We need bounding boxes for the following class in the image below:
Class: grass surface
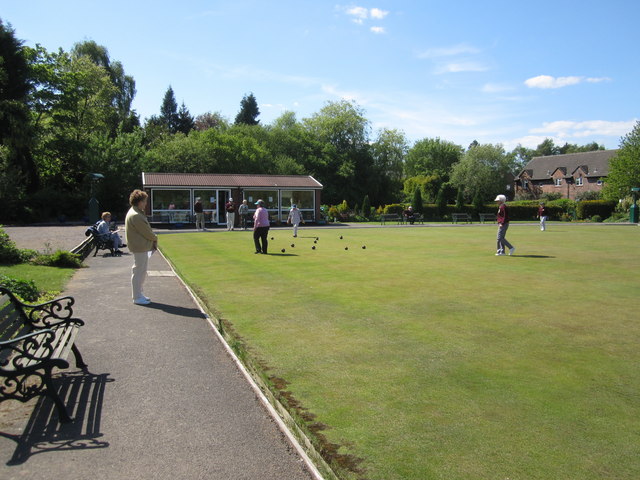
[160,224,640,480]
[0,263,77,294]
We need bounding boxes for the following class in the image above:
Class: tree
[405,137,463,179]
[450,143,517,202]
[412,188,423,214]
[194,111,228,131]
[0,19,38,193]
[71,40,137,134]
[234,92,260,125]
[435,186,447,218]
[32,50,117,193]
[160,86,178,133]
[176,102,195,135]
[403,174,441,203]
[361,194,371,217]
[302,100,373,204]
[602,121,640,201]
[456,188,464,210]
[372,128,407,183]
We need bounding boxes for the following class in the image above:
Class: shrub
[33,250,83,269]
[0,226,24,265]
[383,204,405,216]
[590,215,603,223]
[576,190,602,201]
[604,212,629,223]
[541,192,562,201]
[0,275,40,302]
[576,200,617,220]
[412,189,423,214]
[361,195,371,218]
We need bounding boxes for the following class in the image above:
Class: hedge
[380,200,614,222]
[576,200,616,220]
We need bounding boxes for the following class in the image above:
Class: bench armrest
[24,296,84,328]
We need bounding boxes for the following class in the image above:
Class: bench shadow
[0,370,113,466]
[144,302,206,318]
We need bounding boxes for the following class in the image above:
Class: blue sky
[3,0,639,150]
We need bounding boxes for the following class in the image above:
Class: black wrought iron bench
[479,213,497,223]
[381,214,402,225]
[0,287,87,423]
[451,213,472,224]
[84,226,119,256]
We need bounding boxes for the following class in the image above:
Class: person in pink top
[253,199,270,254]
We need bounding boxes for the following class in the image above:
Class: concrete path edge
[158,249,339,480]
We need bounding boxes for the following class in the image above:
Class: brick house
[514,150,618,200]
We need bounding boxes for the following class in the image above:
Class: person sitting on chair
[97,212,125,253]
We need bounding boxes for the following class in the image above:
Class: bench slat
[0,310,29,340]
[11,325,79,370]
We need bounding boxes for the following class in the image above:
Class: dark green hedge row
[576,201,616,220]
[381,200,616,221]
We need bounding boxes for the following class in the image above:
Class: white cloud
[530,119,636,138]
[586,77,612,84]
[370,26,386,34]
[370,8,389,19]
[435,61,489,74]
[417,43,481,59]
[524,75,612,89]
[341,6,389,26]
[346,6,369,19]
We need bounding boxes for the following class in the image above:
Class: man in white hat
[495,194,515,256]
[287,204,305,237]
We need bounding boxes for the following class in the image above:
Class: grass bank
[160,224,640,480]
[0,263,77,294]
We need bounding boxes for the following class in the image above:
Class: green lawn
[0,263,77,294]
[160,224,640,480]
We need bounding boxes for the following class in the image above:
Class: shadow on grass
[267,253,298,257]
[513,255,555,258]
[0,371,112,466]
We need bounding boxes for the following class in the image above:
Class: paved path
[0,226,315,479]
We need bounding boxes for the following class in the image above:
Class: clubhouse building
[141,172,323,227]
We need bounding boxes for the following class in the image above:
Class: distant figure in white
[537,202,549,231]
[287,204,305,237]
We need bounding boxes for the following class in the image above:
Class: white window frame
[576,176,583,186]
[555,178,562,187]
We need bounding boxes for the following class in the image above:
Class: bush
[361,195,371,218]
[604,212,629,223]
[576,200,616,220]
[33,250,83,269]
[576,190,602,201]
[383,204,405,216]
[0,275,40,302]
[590,215,603,223]
[541,192,563,201]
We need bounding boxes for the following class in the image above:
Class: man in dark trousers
[194,197,205,231]
[495,194,515,256]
